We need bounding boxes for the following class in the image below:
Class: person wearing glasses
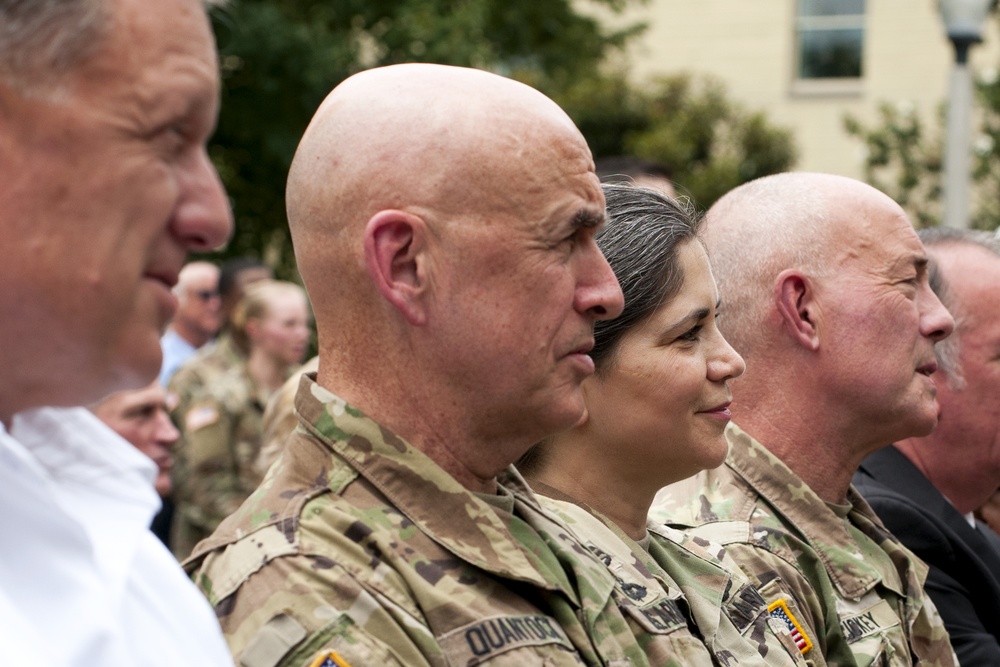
[159,261,222,386]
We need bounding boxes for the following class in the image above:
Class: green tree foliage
[843,103,944,228]
[844,66,1000,231]
[558,73,798,211]
[206,0,640,275]
[206,1,797,272]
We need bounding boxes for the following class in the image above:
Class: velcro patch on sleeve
[438,614,574,665]
[239,612,307,667]
[768,598,813,654]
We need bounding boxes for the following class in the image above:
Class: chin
[696,434,730,470]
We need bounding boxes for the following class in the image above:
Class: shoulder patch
[768,598,813,655]
[186,404,220,431]
[308,651,353,667]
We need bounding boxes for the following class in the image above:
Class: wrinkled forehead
[427,99,599,222]
[830,193,924,271]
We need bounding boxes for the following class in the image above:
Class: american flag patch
[308,651,353,667]
[768,598,813,654]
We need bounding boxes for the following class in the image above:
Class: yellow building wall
[590,0,1000,179]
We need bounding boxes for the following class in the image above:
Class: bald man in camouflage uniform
[188,64,724,666]
[651,173,958,667]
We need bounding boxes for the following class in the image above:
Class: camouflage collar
[295,375,563,590]
[725,424,886,599]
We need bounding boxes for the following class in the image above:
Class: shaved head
[285,64,623,487]
[287,64,588,302]
[703,172,902,356]
[703,172,953,499]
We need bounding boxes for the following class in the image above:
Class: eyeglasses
[194,289,220,302]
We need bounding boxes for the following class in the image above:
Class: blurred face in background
[248,291,312,367]
[93,381,179,497]
[174,262,222,340]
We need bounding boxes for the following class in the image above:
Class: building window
[796,0,866,79]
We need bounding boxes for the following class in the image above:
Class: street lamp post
[939,0,995,228]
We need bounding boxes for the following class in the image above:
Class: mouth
[153,453,173,472]
[144,267,180,290]
[564,339,596,374]
[916,361,938,377]
[698,400,733,417]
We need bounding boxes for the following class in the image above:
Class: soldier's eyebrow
[570,207,607,231]
[887,252,928,276]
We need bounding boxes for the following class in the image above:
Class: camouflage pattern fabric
[169,332,245,420]
[650,424,957,667]
[171,360,268,559]
[168,333,246,556]
[255,355,319,478]
[537,490,811,667]
[187,375,714,666]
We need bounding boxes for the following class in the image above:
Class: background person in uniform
[519,184,811,666]
[91,381,181,546]
[168,256,273,425]
[171,279,310,558]
[159,261,222,386]
[853,227,1000,665]
[186,64,718,667]
[650,173,958,667]
[255,354,318,477]
[0,0,234,663]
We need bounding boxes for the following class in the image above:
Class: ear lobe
[774,269,820,351]
[363,210,428,326]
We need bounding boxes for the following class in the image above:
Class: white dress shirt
[0,407,232,666]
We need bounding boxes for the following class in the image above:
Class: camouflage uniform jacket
[649,424,957,667]
[535,484,811,667]
[255,356,319,478]
[187,375,713,667]
[172,359,269,559]
[169,332,246,419]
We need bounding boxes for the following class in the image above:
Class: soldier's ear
[774,269,820,351]
[363,209,429,326]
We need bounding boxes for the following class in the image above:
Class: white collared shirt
[0,407,231,666]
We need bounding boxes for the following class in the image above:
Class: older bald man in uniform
[185,64,757,667]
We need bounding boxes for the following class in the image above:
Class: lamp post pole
[940,0,995,229]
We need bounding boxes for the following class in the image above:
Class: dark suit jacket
[854,445,1000,666]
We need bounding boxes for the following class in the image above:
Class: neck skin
[316,349,518,495]
[246,347,291,398]
[894,438,986,514]
[744,419,862,505]
[527,430,656,541]
[168,318,213,349]
[729,365,869,505]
